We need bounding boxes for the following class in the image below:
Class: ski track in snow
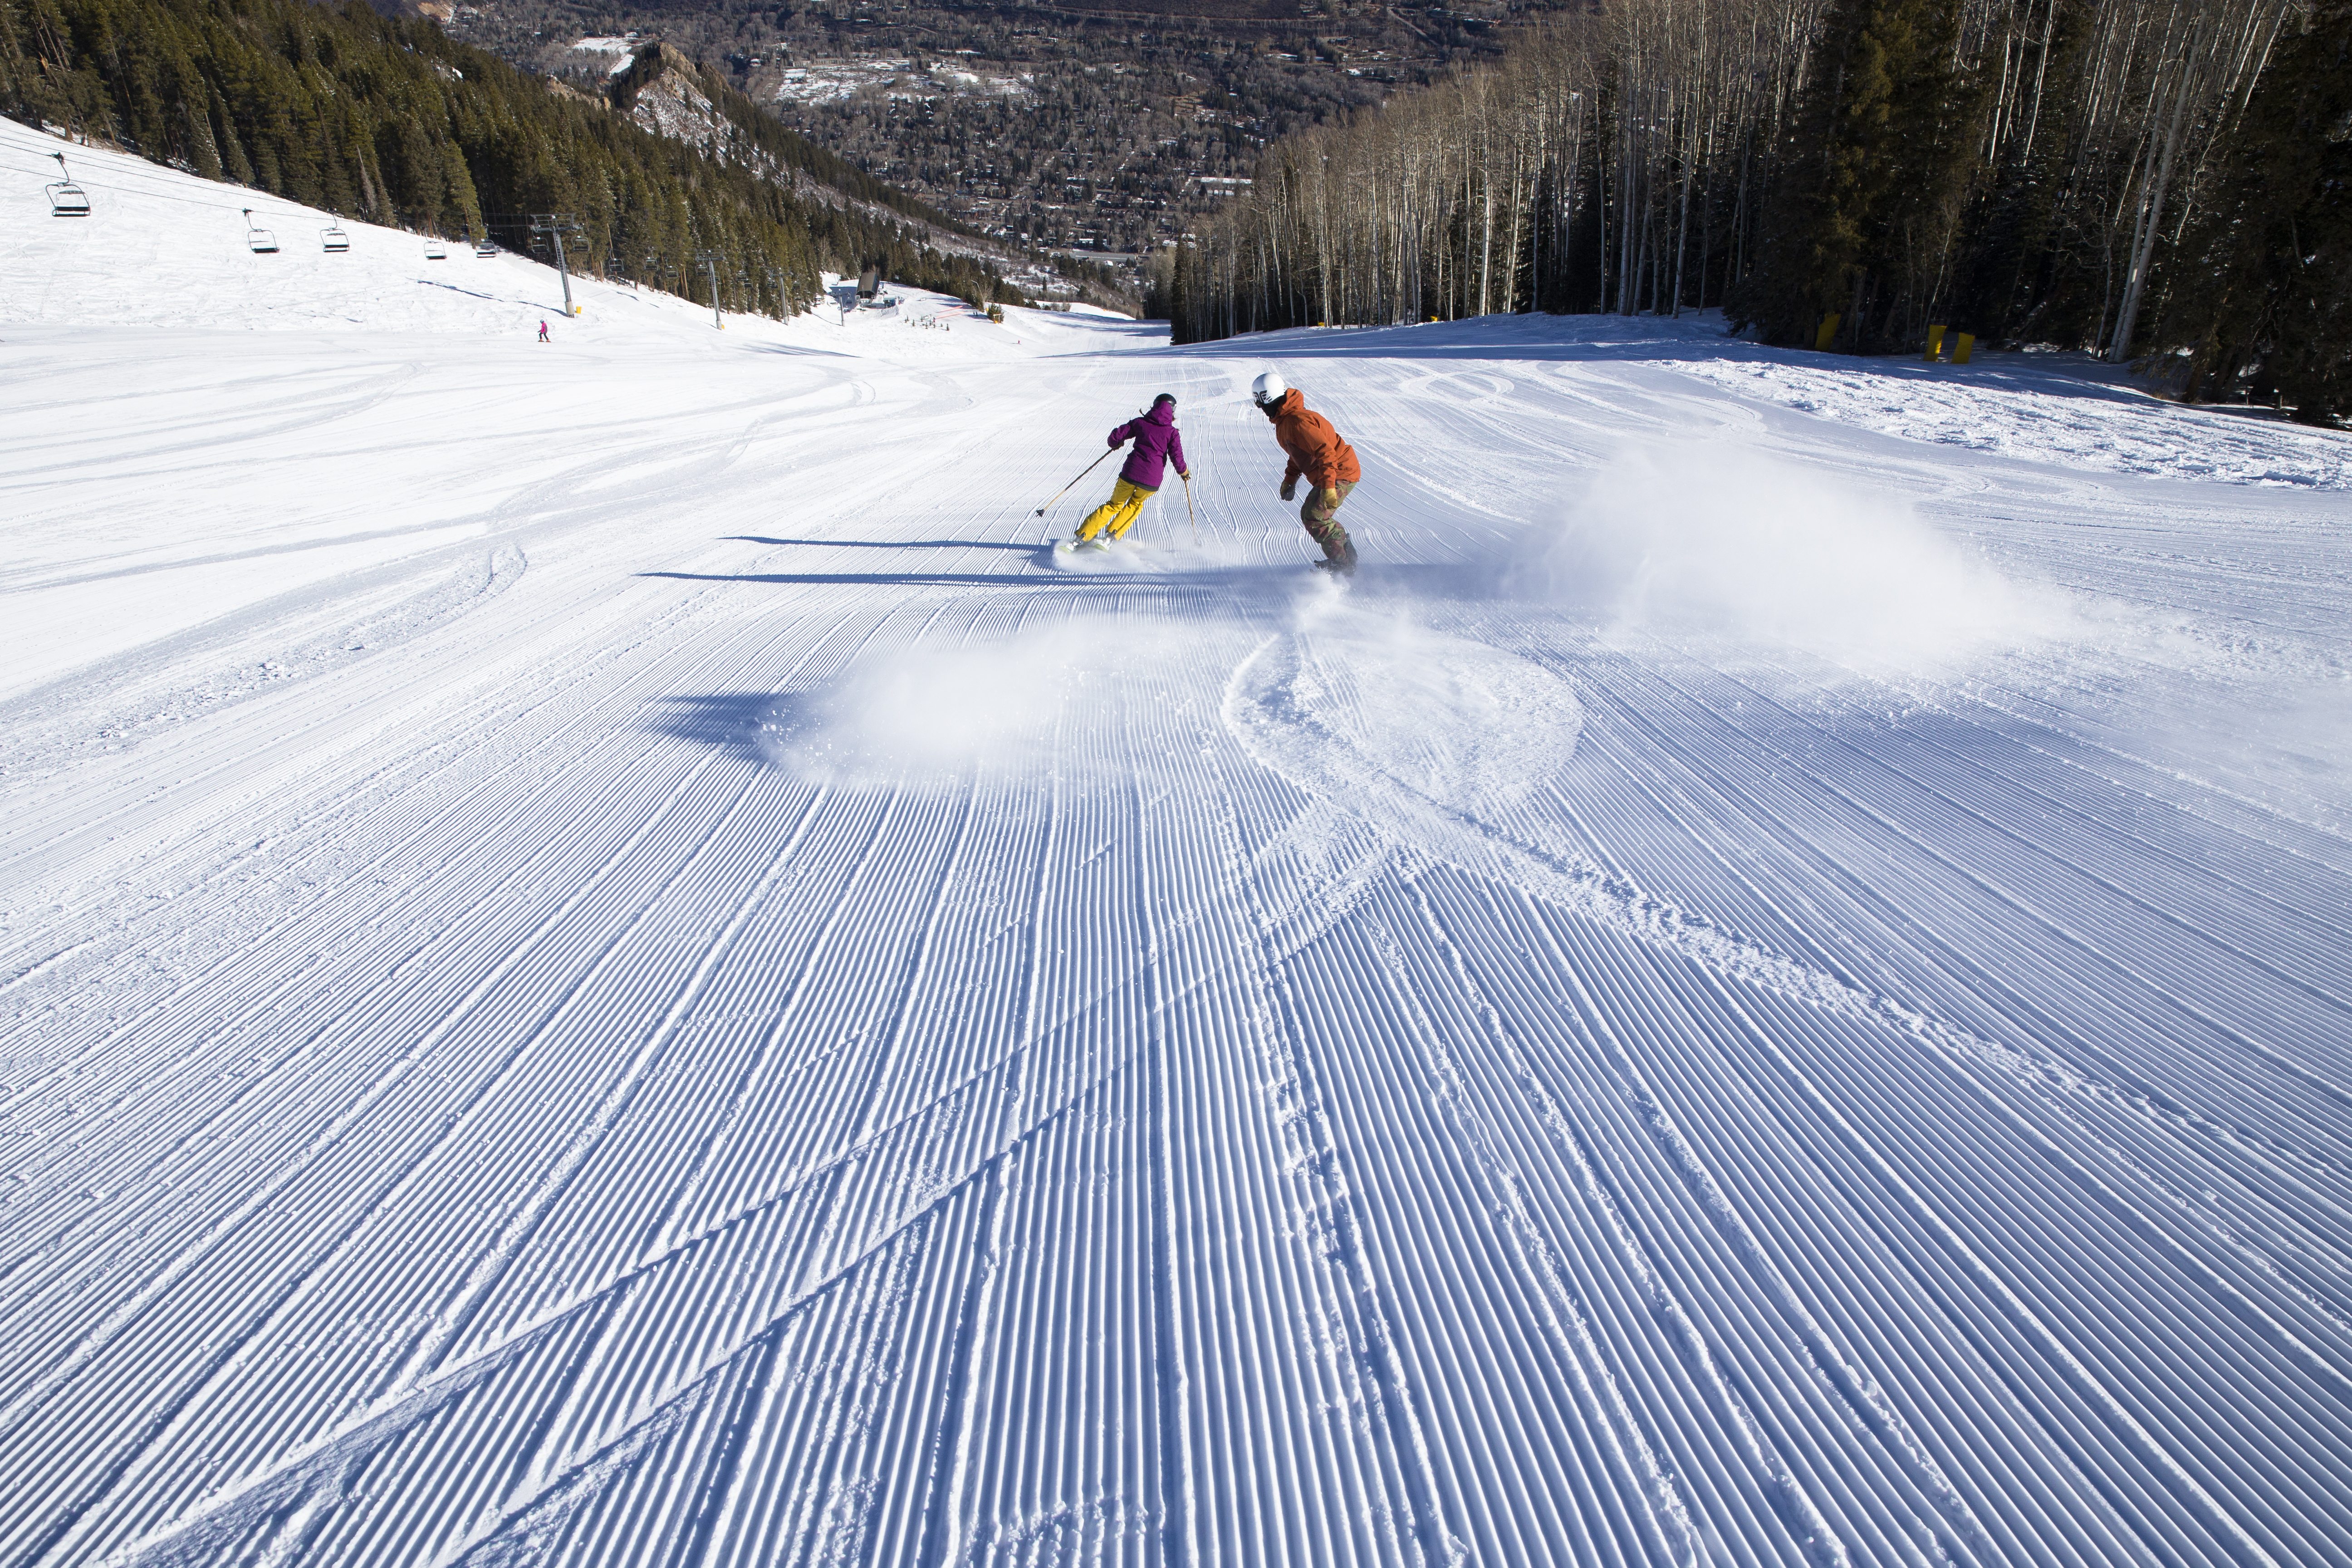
[5,127,2352,1568]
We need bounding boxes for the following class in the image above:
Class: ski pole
[1034,448,1116,518]
[1182,473,1198,546]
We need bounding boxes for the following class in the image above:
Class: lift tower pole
[695,250,725,330]
[529,214,585,316]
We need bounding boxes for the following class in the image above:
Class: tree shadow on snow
[1154,314,2180,408]
[417,280,521,306]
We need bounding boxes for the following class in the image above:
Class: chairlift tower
[529,214,586,316]
[694,250,726,330]
[763,268,804,322]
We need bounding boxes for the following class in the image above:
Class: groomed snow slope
[5,121,2352,1568]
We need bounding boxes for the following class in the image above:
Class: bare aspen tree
[1164,0,2304,360]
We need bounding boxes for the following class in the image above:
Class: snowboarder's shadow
[647,691,802,764]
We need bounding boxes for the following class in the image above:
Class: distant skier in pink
[536,320,550,343]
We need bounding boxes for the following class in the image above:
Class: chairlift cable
[0,158,315,223]
[9,141,597,260]
[0,155,283,213]
[3,153,472,242]
[7,137,566,247]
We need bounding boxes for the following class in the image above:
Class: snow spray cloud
[1517,441,2074,669]
[759,622,1108,789]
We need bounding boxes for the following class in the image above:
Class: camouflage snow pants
[1299,479,1357,559]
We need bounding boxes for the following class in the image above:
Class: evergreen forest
[1160,0,2350,424]
[1,0,1034,317]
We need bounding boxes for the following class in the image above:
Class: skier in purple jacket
[1069,394,1190,548]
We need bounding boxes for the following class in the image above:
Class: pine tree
[1734,0,1977,350]
[1945,0,2096,348]
[2162,0,2352,425]
[1169,241,1198,344]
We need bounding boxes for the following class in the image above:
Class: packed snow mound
[1673,353,2352,490]
[1521,440,2077,669]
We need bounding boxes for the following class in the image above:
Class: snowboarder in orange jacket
[1252,370,1359,574]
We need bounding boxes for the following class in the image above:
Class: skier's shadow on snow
[647,562,1512,597]
[642,569,1140,589]
[725,536,1038,552]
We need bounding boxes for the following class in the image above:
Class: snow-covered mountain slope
[0,117,1102,354]
[5,122,2352,1568]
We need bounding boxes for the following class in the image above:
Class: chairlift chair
[424,237,448,261]
[321,222,351,253]
[243,209,279,254]
[45,152,90,218]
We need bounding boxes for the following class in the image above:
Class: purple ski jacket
[1109,403,1188,490]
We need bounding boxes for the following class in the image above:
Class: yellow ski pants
[1077,478,1156,541]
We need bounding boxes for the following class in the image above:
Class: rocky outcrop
[608,44,711,128]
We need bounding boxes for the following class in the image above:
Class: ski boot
[1312,537,1359,578]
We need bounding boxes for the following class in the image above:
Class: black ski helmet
[1152,392,1176,409]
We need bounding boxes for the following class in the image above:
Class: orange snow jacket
[1268,389,1361,491]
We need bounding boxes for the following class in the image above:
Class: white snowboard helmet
[1250,369,1286,408]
